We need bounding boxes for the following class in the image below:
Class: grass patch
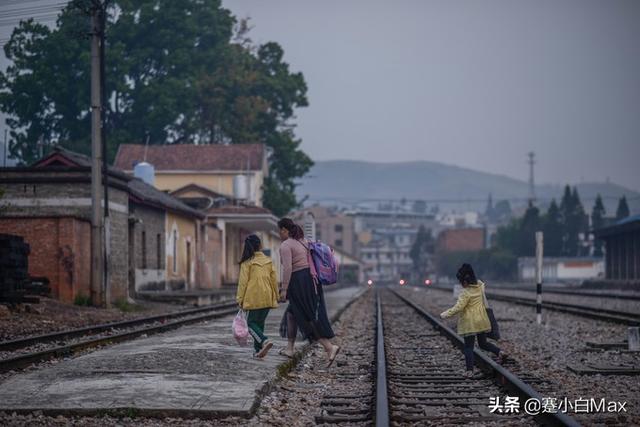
[114,298,142,313]
[73,293,91,306]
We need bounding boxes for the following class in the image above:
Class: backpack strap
[296,239,319,293]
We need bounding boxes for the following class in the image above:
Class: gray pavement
[0,286,365,418]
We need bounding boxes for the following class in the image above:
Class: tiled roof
[32,146,130,179]
[114,144,265,172]
[206,204,273,215]
[128,178,204,219]
[169,183,231,200]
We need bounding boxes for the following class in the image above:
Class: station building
[594,214,640,287]
[0,147,216,304]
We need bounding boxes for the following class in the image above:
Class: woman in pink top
[277,218,341,367]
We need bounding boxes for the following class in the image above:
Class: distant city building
[436,228,485,253]
[291,205,356,254]
[344,210,436,281]
[437,211,479,228]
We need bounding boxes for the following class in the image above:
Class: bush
[73,293,91,306]
[114,298,141,313]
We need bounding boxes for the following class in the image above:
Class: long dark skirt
[279,268,334,342]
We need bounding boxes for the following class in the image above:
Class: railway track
[430,285,640,325]
[488,286,640,301]
[309,288,580,425]
[0,300,238,373]
[375,289,580,426]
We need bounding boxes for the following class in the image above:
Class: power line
[0,4,67,19]
[0,15,61,28]
[0,0,58,7]
[305,195,640,204]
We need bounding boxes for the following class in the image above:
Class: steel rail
[0,304,238,373]
[0,300,237,352]
[430,284,640,301]
[485,294,640,325]
[391,289,581,427]
[429,285,639,325]
[375,291,389,427]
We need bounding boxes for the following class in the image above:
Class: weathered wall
[0,217,91,303]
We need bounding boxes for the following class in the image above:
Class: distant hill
[296,160,639,214]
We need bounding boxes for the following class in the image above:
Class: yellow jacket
[440,281,491,336]
[236,252,279,310]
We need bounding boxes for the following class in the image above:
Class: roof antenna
[143,132,150,162]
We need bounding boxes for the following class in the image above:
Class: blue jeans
[463,333,500,371]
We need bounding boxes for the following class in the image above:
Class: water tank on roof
[134,161,155,186]
[233,174,249,200]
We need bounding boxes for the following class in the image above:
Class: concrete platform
[136,288,236,306]
[0,286,365,418]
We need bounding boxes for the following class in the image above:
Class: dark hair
[456,263,477,285]
[277,217,304,240]
[239,234,261,264]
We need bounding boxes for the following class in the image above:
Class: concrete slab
[0,286,365,418]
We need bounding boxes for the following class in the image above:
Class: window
[141,231,147,269]
[156,234,162,269]
[334,224,343,233]
[172,230,177,273]
[335,239,343,247]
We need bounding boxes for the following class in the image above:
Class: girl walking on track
[277,218,341,367]
[440,263,507,377]
[236,234,279,359]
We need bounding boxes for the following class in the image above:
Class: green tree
[559,185,586,257]
[615,196,630,221]
[518,202,541,256]
[0,0,311,216]
[493,199,512,223]
[494,218,520,255]
[571,187,589,256]
[591,194,606,257]
[543,199,563,257]
[409,225,434,277]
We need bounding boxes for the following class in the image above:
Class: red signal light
[425,279,432,285]
[399,279,406,286]
[367,279,373,286]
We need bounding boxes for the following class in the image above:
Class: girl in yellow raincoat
[237,234,279,358]
[441,263,507,377]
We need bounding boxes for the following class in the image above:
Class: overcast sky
[2,1,639,191]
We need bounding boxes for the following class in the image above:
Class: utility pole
[99,1,110,305]
[90,1,105,307]
[3,129,6,167]
[527,152,536,204]
[535,231,543,325]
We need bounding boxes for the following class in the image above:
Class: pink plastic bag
[232,310,249,346]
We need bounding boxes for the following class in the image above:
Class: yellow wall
[166,212,198,287]
[223,227,281,285]
[258,231,281,283]
[155,172,264,207]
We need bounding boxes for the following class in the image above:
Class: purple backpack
[309,241,339,285]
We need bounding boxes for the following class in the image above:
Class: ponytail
[239,234,261,264]
[277,218,305,240]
